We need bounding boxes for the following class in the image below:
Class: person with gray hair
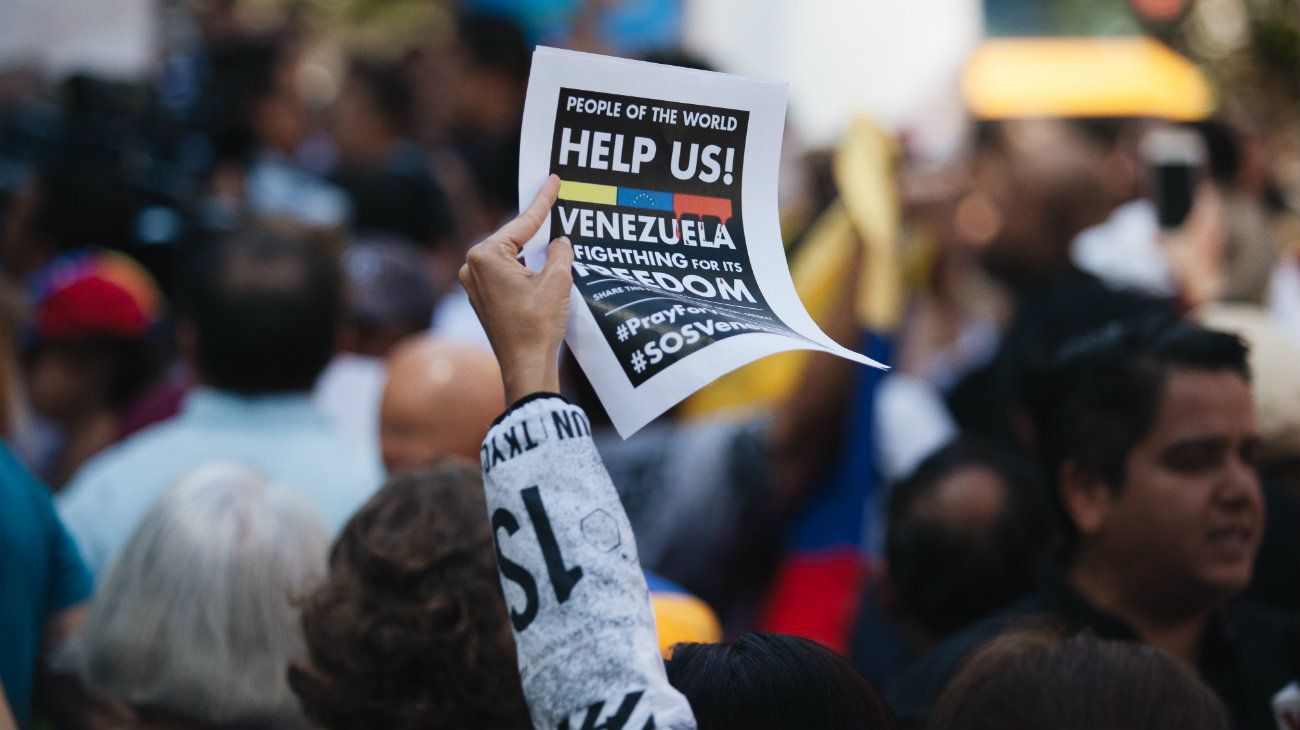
[57,463,330,730]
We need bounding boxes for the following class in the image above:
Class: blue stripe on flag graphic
[617,187,674,211]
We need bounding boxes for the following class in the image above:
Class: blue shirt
[0,441,92,724]
[58,388,383,577]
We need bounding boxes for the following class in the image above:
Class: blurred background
[3,0,1300,714]
[4,0,1298,487]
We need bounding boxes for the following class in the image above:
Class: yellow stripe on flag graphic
[558,180,618,206]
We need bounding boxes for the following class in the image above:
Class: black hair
[334,170,455,248]
[206,38,289,164]
[947,272,1173,450]
[927,627,1230,730]
[885,439,1052,638]
[456,12,531,84]
[27,75,156,257]
[177,229,341,394]
[666,633,899,730]
[1034,315,1250,552]
[30,159,140,256]
[347,61,417,136]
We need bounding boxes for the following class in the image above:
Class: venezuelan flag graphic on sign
[617,187,674,212]
[674,193,732,221]
[558,180,618,206]
[559,180,733,221]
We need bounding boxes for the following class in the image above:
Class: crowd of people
[1,2,1300,729]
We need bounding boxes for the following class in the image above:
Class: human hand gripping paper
[516,47,886,437]
[460,174,573,404]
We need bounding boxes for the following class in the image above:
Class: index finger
[496,174,562,255]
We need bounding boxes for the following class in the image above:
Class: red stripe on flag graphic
[673,193,733,221]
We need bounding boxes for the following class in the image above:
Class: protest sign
[520,47,886,437]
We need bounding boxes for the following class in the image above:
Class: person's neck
[1067,557,1211,664]
[55,407,119,488]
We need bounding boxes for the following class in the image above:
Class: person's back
[58,230,382,575]
[0,441,91,725]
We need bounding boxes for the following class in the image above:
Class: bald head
[884,440,1051,642]
[380,336,505,472]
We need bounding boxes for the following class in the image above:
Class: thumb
[539,236,575,288]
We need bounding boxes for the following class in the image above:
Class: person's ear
[1059,461,1114,537]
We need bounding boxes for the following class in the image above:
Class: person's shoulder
[295,422,381,470]
[0,441,61,535]
[58,416,218,575]
[98,417,192,464]
[60,418,192,501]
[272,424,383,502]
[0,441,44,497]
[886,598,1048,729]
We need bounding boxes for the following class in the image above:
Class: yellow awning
[963,37,1214,121]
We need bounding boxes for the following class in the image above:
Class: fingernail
[557,236,571,245]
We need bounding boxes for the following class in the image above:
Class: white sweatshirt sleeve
[480,394,698,730]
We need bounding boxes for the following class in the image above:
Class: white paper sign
[519,47,886,437]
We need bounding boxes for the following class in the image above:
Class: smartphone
[1141,126,1207,230]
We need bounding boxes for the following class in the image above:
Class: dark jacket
[886,572,1300,730]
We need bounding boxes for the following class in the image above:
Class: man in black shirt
[888,317,1300,730]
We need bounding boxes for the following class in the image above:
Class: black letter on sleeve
[559,691,649,730]
[492,507,540,631]
[521,486,585,604]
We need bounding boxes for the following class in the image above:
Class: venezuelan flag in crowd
[634,117,899,654]
[558,180,734,221]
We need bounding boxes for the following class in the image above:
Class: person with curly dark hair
[289,458,531,730]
